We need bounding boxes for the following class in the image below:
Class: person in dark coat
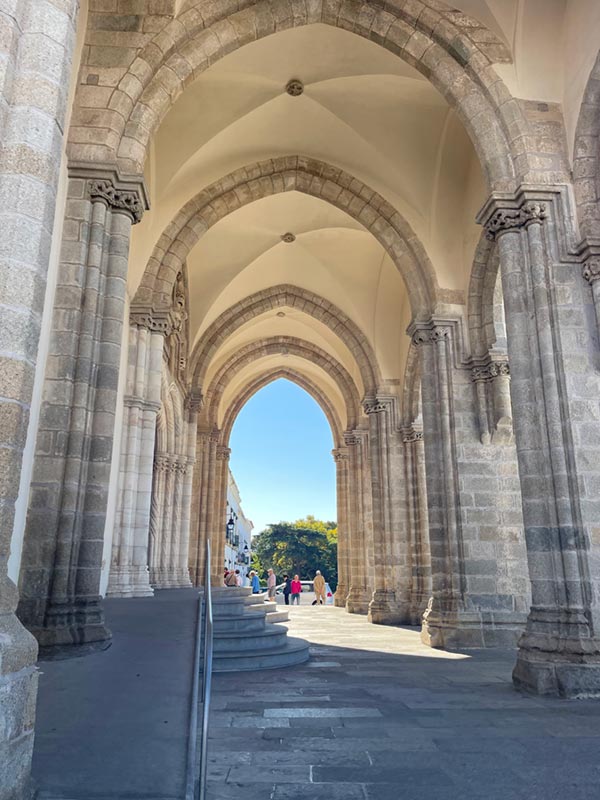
[282,574,292,605]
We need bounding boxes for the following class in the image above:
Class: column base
[513,607,600,697]
[31,597,111,652]
[151,569,193,589]
[421,597,526,649]
[408,591,432,626]
[368,589,411,625]
[106,565,154,598]
[334,582,348,607]
[0,600,38,800]
[345,586,371,615]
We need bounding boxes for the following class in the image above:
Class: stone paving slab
[207,606,600,800]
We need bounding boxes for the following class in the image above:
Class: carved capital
[130,310,173,335]
[89,179,144,223]
[402,428,423,443]
[583,258,600,285]
[471,360,510,382]
[411,326,450,346]
[216,446,231,462]
[332,448,350,462]
[484,202,547,241]
[363,400,387,415]
[185,390,203,413]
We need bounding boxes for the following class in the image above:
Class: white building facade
[224,471,253,583]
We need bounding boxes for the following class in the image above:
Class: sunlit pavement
[207,605,600,800]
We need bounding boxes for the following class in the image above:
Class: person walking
[290,574,302,605]
[267,568,277,600]
[250,570,261,594]
[312,570,326,605]
[282,574,292,605]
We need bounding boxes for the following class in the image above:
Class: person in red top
[290,575,302,605]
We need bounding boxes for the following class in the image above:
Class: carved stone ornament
[130,311,173,335]
[216,446,231,461]
[402,429,423,443]
[484,202,547,241]
[363,400,387,415]
[281,232,296,243]
[582,257,600,285]
[286,79,304,96]
[471,360,510,382]
[89,179,144,224]
[343,432,361,446]
[185,391,203,413]
[411,326,450,346]
[332,449,350,462]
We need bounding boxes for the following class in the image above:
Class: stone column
[332,447,350,607]
[189,429,217,586]
[403,427,432,624]
[364,397,411,625]
[582,256,600,336]
[175,399,199,586]
[0,1,78,793]
[344,430,373,614]
[411,320,528,649]
[479,191,600,696]
[18,169,146,649]
[211,445,230,586]
[107,322,163,597]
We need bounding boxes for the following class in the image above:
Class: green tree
[252,519,338,589]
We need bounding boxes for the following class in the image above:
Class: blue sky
[229,378,336,534]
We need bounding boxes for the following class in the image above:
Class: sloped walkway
[207,606,600,800]
[33,589,200,800]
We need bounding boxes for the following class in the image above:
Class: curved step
[266,609,289,624]
[213,614,268,633]
[212,636,310,672]
[214,625,289,653]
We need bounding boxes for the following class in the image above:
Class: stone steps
[212,636,310,672]
[210,588,308,672]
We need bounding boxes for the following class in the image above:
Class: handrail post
[198,540,213,800]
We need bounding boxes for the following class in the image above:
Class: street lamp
[226,514,234,539]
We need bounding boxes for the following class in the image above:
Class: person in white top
[235,569,242,587]
[267,568,277,600]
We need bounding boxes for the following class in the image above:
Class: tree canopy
[251,516,337,589]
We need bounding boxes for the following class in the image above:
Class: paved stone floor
[208,606,600,800]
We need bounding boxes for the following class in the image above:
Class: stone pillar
[18,170,146,649]
[364,397,411,625]
[176,398,199,586]
[0,0,78,792]
[402,427,431,624]
[479,191,600,696]
[472,360,513,445]
[107,322,163,597]
[344,430,373,614]
[211,445,230,586]
[332,447,350,607]
[411,320,528,649]
[189,429,218,586]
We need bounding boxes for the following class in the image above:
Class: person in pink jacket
[290,575,302,605]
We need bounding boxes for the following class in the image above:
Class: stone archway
[135,157,439,319]
[68,0,539,191]
[221,367,345,448]
[188,334,375,613]
[190,284,381,397]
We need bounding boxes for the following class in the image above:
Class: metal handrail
[185,539,213,800]
[198,540,213,800]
